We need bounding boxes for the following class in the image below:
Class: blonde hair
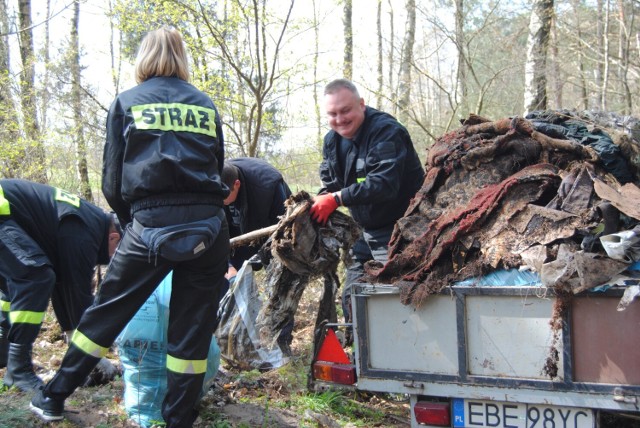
[134,26,190,84]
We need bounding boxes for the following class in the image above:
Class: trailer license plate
[452,398,594,428]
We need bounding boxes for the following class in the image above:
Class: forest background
[0,0,638,204]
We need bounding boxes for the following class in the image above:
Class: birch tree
[343,0,353,80]
[523,0,554,114]
[387,0,396,114]
[454,0,467,115]
[595,0,604,108]
[570,0,589,110]
[601,0,610,110]
[397,0,415,125]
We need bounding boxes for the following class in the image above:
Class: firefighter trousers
[44,212,229,428]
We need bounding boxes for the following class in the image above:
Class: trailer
[312,277,640,428]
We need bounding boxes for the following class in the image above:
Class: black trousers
[342,224,393,324]
[44,210,229,428]
[0,219,55,344]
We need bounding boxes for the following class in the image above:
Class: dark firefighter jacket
[225,157,291,269]
[319,106,425,230]
[102,76,227,226]
[0,179,112,267]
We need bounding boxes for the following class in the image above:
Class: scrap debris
[216,191,360,368]
[255,192,360,354]
[364,110,640,307]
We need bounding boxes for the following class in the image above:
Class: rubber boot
[0,327,8,368]
[3,343,44,392]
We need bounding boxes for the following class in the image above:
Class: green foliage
[292,390,388,426]
[111,0,298,159]
[265,146,323,195]
[234,369,263,385]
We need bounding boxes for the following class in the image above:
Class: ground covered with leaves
[0,278,410,428]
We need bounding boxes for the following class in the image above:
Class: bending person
[0,178,121,392]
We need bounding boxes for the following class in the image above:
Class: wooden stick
[229,224,278,248]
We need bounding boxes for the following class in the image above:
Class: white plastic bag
[215,261,285,370]
[600,230,640,262]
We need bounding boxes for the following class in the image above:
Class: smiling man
[309,79,424,341]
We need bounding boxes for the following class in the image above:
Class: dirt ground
[0,278,410,428]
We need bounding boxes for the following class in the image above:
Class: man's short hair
[324,78,360,97]
[221,164,240,188]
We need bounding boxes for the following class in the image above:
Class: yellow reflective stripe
[54,187,81,208]
[71,330,108,358]
[356,177,366,183]
[9,310,44,325]
[166,354,207,374]
[131,103,218,138]
[1,299,11,312]
[0,184,10,215]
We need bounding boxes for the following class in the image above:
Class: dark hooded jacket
[319,106,424,230]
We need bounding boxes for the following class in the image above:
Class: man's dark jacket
[225,157,291,269]
[319,106,424,230]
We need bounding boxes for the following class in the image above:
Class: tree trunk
[601,0,610,111]
[70,0,92,201]
[595,0,604,108]
[40,0,50,131]
[376,0,383,109]
[313,0,321,146]
[343,0,352,80]
[616,0,632,114]
[455,0,467,116]
[18,0,47,182]
[397,0,415,125]
[387,0,396,115]
[0,0,20,178]
[523,0,554,115]
[549,13,562,109]
[571,0,589,110]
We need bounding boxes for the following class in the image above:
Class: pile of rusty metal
[364,111,640,307]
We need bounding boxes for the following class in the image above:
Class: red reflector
[312,361,356,385]
[414,402,450,426]
[316,329,351,364]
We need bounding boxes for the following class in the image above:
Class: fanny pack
[132,214,222,262]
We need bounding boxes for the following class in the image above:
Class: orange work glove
[310,193,339,225]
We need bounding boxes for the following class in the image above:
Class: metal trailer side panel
[352,284,640,415]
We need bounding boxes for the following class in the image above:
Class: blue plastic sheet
[455,269,542,287]
[115,271,220,428]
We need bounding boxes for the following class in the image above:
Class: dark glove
[310,193,339,225]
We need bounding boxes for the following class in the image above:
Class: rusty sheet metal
[572,296,640,384]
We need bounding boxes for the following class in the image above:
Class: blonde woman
[31,26,230,428]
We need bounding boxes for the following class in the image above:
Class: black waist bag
[133,215,222,262]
